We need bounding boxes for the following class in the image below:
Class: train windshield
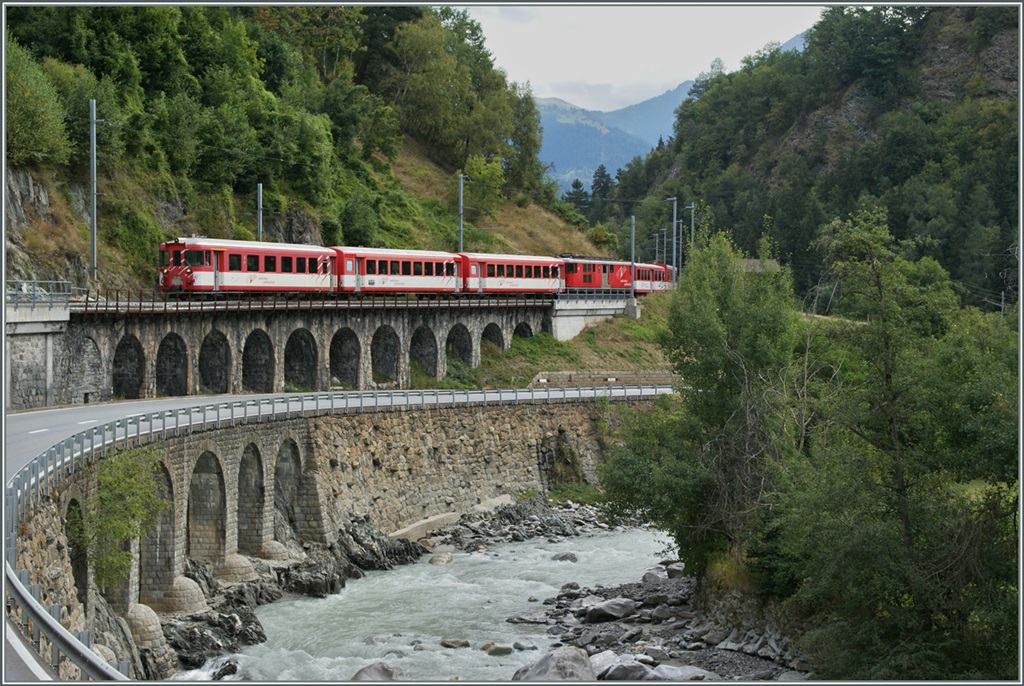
[183,250,210,266]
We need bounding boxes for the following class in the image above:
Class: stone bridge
[6,293,572,410]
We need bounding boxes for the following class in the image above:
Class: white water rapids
[174,526,676,682]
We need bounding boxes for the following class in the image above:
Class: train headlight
[185,268,193,274]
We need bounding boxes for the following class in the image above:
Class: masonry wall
[14,398,648,650]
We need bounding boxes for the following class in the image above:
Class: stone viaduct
[6,291,637,411]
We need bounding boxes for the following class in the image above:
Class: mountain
[540,31,809,194]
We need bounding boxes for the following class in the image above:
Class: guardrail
[5,280,71,309]
[5,385,674,680]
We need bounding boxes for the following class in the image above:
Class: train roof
[161,237,333,254]
[458,252,563,263]
[332,246,460,259]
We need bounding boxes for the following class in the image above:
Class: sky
[460,4,828,112]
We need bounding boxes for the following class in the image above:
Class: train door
[351,257,360,293]
[212,249,222,292]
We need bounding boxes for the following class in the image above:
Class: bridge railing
[70,290,556,314]
[5,280,71,309]
[4,384,674,680]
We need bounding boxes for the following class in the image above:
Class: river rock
[351,661,401,680]
[511,646,596,681]
[585,597,636,623]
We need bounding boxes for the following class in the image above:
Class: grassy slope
[390,137,673,389]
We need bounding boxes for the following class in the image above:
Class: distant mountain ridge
[540,31,808,193]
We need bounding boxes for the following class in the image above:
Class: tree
[6,32,71,166]
[69,445,169,594]
[776,206,1018,679]
[602,232,800,574]
[561,179,590,215]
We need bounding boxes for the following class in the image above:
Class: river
[173,526,676,681]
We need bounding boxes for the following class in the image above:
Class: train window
[184,250,208,266]
[436,261,444,275]
[516,265,523,278]
[500,265,508,277]
[264,255,277,272]
[390,261,399,275]
[247,255,259,271]
[343,259,351,274]
[552,266,559,278]
[297,257,307,274]
[229,254,242,271]
[402,261,411,276]
[525,265,532,278]
[487,264,495,277]
[446,263,455,276]
[375,260,385,274]
[564,263,576,275]
[413,262,422,276]
[322,260,330,275]
[425,262,433,276]
[366,260,376,275]
[282,256,293,273]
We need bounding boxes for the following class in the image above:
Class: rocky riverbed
[424,496,812,681]
[161,495,812,681]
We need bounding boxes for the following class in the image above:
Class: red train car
[457,252,564,294]
[158,237,335,295]
[633,262,674,294]
[332,246,461,294]
[560,255,634,291]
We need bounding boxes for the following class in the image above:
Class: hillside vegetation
[559,7,1018,312]
[5,6,599,289]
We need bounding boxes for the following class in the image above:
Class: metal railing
[5,384,674,680]
[5,280,71,309]
[70,291,556,315]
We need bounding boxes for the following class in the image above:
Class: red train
[157,238,674,298]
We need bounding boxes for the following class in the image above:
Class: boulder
[585,597,637,623]
[512,646,596,681]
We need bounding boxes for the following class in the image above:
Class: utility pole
[650,232,660,262]
[685,202,696,273]
[458,174,468,252]
[663,197,677,278]
[257,182,263,241]
[630,215,636,300]
[89,99,103,279]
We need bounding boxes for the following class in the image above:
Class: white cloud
[462,4,826,111]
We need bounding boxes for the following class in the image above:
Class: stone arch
[139,464,174,609]
[514,322,534,339]
[65,498,88,612]
[242,329,275,393]
[237,444,264,556]
[329,328,360,389]
[274,439,305,544]
[112,334,144,400]
[70,336,103,404]
[446,324,472,367]
[198,330,231,395]
[187,451,226,565]
[371,325,400,384]
[410,325,438,379]
[482,322,504,351]
[284,328,318,391]
[156,333,189,397]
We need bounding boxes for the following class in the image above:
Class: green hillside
[5,6,598,290]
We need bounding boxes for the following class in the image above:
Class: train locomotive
[157,237,674,298]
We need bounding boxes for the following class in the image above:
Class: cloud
[463,5,825,111]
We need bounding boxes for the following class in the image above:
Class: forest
[6,6,563,284]
[560,6,1018,313]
